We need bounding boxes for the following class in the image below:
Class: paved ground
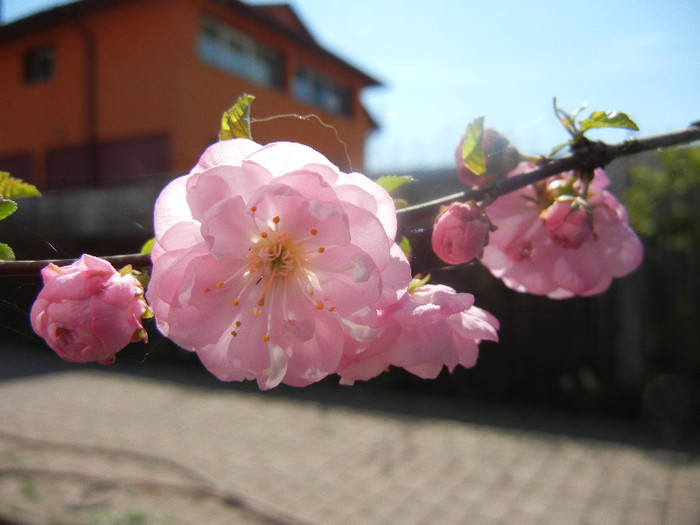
[0,343,699,525]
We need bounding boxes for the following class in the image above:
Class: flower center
[203,211,334,342]
[250,229,296,281]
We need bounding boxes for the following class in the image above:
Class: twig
[396,122,700,224]
[1,124,698,277]
[0,253,151,276]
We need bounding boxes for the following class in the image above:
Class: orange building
[0,0,380,190]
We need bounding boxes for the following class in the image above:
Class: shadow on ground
[3,334,699,460]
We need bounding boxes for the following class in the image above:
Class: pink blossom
[147,139,411,389]
[30,254,149,364]
[540,199,592,248]
[481,165,643,298]
[337,283,499,385]
[432,201,491,265]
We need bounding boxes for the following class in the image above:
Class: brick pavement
[0,347,698,524]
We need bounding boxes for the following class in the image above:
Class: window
[197,16,282,88]
[24,46,55,84]
[293,67,351,117]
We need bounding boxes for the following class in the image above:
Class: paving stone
[1,348,699,525]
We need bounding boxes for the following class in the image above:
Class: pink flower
[337,282,499,385]
[432,201,491,265]
[481,165,643,298]
[30,254,149,364]
[147,139,411,389]
[540,199,592,248]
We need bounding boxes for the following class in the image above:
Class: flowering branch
[1,124,697,278]
[396,122,700,226]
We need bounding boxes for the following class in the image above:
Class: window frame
[24,45,55,84]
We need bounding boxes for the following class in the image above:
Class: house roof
[0,0,382,87]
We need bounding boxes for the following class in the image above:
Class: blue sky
[5,0,700,174]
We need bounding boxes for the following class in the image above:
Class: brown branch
[397,122,700,225]
[0,253,151,276]
[1,123,698,277]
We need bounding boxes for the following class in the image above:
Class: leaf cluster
[0,172,42,260]
[551,98,639,156]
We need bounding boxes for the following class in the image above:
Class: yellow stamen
[310,228,318,235]
[232,299,239,306]
[262,334,270,342]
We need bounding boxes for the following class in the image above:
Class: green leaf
[220,94,255,141]
[375,175,413,194]
[550,141,572,157]
[570,101,589,121]
[398,236,412,259]
[140,237,155,255]
[553,97,579,138]
[579,111,640,133]
[408,273,431,293]
[462,116,486,175]
[0,198,18,221]
[393,198,409,210]
[0,242,15,261]
[0,172,41,199]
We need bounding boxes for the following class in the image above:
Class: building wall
[0,18,92,187]
[174,0,374,174]
[0,0,377,190]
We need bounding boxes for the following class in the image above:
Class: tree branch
[1,123,699,277]
[397,122,700,225]
[0,253,151,276]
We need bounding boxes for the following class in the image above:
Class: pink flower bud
[432,202,491,265]
[30,254,149,364]
[455,128,520,188]
[540,199,592,248]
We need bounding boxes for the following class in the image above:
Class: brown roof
[0,0,381,86]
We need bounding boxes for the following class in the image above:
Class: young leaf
[0,172,41,199]
[375,175,413,194]
[220,94,255,141]
[0,198,18,221]
[140,237,155,255]
[408,273,431,292]
[550,141,572,157]
[579,111,640,132]
[553,97,578,137]
[393,198,409,209]
[0,242,15,261]
[398,235,412,259]
[462,116,486,176]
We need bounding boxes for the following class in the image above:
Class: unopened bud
[432,201,491,265]
[456,128,520,188]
